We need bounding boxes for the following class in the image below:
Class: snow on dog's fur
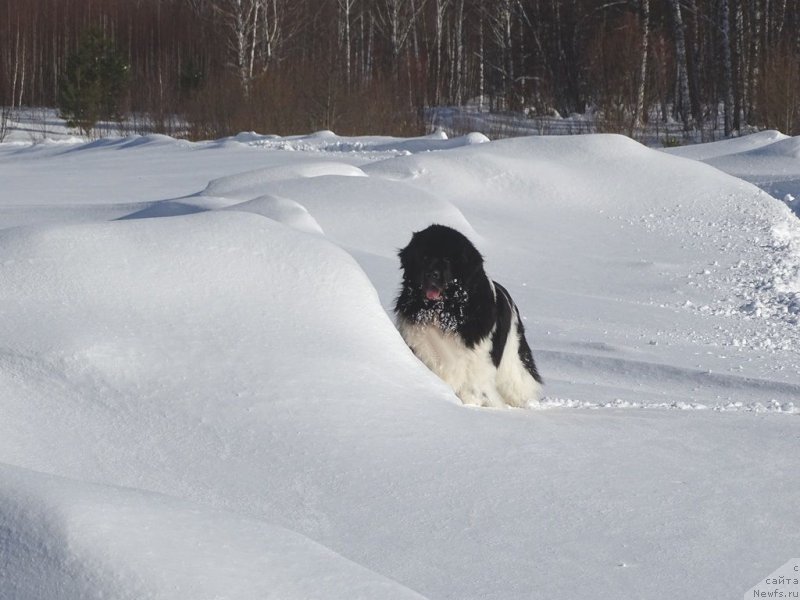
[394,224,542,408]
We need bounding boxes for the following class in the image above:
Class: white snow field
[0,125,798,600]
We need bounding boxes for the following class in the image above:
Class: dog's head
[398,224,484,302]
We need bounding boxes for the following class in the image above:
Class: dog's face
[398,225,484,303]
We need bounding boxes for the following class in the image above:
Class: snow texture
[0,125,798,599]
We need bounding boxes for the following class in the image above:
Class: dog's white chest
[396,317,503,407]
[399,320,466,371]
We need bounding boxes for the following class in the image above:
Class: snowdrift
[0,464,424,600]
[667,130,800,217]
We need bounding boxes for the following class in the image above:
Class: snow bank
[202,161,368,198]
[664,129,788,160]
[227,194,326,235]
[222,173,477,258]
[666,131,800,218]
[0,210,452,476]
[665,132,800,330]
[0,464,425,600]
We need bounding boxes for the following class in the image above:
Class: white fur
[397,313,541,408]
[496,310,543,407]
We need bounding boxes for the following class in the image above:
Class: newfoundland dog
[395,224,542,408]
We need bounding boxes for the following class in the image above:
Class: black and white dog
[395,224,542,408]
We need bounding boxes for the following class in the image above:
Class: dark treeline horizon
[1,0,799,138]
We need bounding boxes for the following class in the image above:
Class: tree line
[1,0,799,139]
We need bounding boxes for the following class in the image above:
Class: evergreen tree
[58,29,128,135]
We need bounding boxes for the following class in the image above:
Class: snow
[0,464,427,600]
[0,123,798,599]
[666,129,800,218]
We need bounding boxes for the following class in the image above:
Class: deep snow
[0,122,798,599]
[666,129,800,217]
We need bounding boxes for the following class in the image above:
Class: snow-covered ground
[0,117,798,599]
[666,128,800,217]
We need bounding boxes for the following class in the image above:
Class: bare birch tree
[374,0,428,79]
[338,0,358,89]
[634,0,649,130]
[668,0,693,131]
[203,0,258,93]
[432,0,450,105]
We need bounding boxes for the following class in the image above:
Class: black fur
[395,224,542,385]
[498,283,542,383]
[490,282,512,368]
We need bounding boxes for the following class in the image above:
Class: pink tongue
[426,289,442,301]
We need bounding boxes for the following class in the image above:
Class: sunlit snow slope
[666,129,800,217]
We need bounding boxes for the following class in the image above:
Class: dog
[394,224,542,408]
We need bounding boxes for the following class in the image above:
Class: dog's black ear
[459,242,484,281]
[398,234,417,271]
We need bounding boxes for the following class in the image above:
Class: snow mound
[232,173,478,257]
[117,200,206,220]
[0,464,426,600]
[664,129,788,160]
[116,196,233,220]
[0,211,442,469]
[665,131,800,217]
[202,161,367,198]
[662,131,800,316]
[226,194,325,235]
[0,207,405,358]
[742,135,800,158]
[188,158,478,257]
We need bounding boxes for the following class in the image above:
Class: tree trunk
[748,0,762,122]
[733,0,744,130]
[433,0,447,105]
[248,0,259,82]
[634,0,650,130]
[338,0,353,90]
[453,0,464,105]
[502,1,514,109]
[685,0,703,128]
[721,0,736,135]
[669,0,692,132]
[478,8,485,112]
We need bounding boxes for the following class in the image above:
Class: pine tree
[58,29,129,135]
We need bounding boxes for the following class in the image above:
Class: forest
[1,0,799,139]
